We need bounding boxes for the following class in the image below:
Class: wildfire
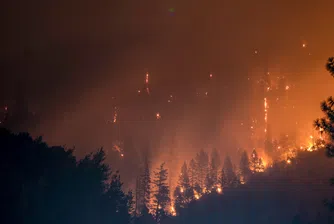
[170,206,176,216]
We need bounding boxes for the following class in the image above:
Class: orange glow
[285,85,290,90]
[156,113,161,120]
[287,159,291,164]
[217,187,222,193]
[145,73,149,84]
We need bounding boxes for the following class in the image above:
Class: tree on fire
[174,162,194,214]
[152,162,171,223]
[250,149,265,172]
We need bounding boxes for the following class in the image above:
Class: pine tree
[195,149,209,189]
[101,172,132,224]
[239,150,251,183]
[152,163,170,223]
[141,156,151,211]
[188,159,197,188]
[250,149,261,173]
[221,155,236,187]
[135,154,151,215]
[205,149,221,190]
[174,162,194,213]
[314,57,334,214]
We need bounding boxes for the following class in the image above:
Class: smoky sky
[1,0,334,154]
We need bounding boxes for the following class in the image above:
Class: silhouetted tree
[314,57,334,218]
[101,172,132,224]
[195,149,209,189]
[152,162,170,223]
[205,149,221,190]
[136,155,151,214]
[239,150,251,183]
[188,159,197,188]
[174,162,194,213]
[326,57,334,77]
[134,206,155,224]
[221,156,236,188]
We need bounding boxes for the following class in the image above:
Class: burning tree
[250,149,265,173]
[174,162,194,214]
[152,162,170,223]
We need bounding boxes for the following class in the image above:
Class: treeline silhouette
[1,128,133,224]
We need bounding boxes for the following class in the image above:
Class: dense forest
[1,57,334,224]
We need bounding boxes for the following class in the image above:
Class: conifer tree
[152,163,170,223]
[188,159,197,188]
[141,156,151,211]
[195,149,209,189]
[239,150,251,183]
[314,57,334,213]
[205,149,221,190]
[174,162,194,213]
[250,149,262,173]
[221,155,236,187]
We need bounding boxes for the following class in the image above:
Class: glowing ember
[217,187,222,193]
[120,153,124,157]
[209,73,213,78]
[156,113,161,120]
[285,85,290,90]
[180,187,184,193]
[145,73,149,84]
[287,159,291,164]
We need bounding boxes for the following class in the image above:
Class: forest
[1,57,334,224]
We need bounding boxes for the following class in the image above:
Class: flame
[217,187,222,193]
[180,187,184,193]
